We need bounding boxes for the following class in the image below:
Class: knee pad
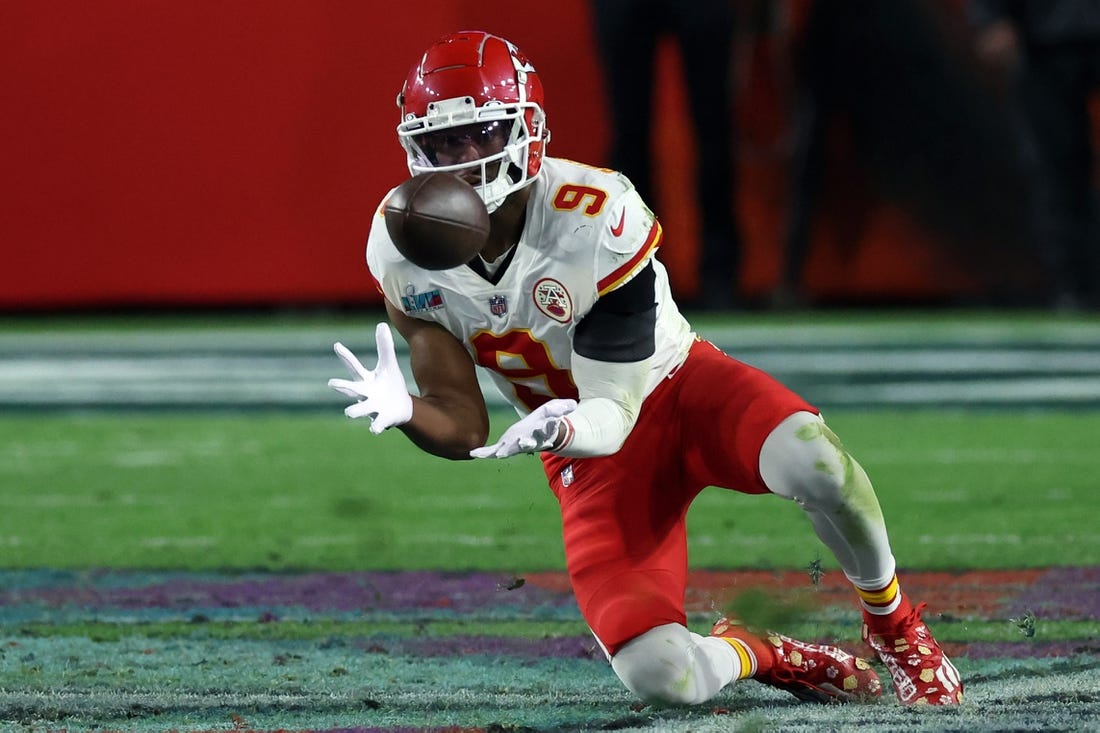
[759,411,849,507]
[610,623,733,705]
[760,411,894,585]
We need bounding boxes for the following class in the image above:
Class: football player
[329,30,962,707]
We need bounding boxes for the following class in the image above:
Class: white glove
[327,323,413,434]
[470,398,578,459]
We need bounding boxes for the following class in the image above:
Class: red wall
[0,0,974,310]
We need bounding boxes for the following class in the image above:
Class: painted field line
[822,376,1100,404]
[0,687,353,711]
[917,533,1100,545]
[3,315,1100,410]
[139,536,218,549]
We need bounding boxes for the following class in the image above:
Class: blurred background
[1,0,1097,313]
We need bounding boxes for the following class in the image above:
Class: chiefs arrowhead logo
[532,278,573,323]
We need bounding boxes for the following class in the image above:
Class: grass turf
[2,313,1098,730]
[0,410,1097,571]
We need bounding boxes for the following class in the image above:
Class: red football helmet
[396,31,550,213]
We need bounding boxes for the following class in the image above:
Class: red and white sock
[856,574,914,626]
[711,619,777,678]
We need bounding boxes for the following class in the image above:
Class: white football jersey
[366,157,695,414]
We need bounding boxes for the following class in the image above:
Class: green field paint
[2,410,1099,570]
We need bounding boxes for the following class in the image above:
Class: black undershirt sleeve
[573,262,657,363]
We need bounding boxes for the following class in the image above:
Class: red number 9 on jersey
[470,330,578,411]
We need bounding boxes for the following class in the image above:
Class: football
[383,173,491,270]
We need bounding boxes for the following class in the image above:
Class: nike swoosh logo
[610,209,625,237]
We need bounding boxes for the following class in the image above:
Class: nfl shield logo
[489,294,508,316]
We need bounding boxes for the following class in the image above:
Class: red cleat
[862,602,964,705]
[711,618,882,704]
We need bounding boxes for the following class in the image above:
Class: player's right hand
[470,398,578,459]
[328,323,413,434]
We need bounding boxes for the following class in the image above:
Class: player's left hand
[328,323,414,434]
[470,398,578,459]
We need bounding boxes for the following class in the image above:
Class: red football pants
[540,339,815,656]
